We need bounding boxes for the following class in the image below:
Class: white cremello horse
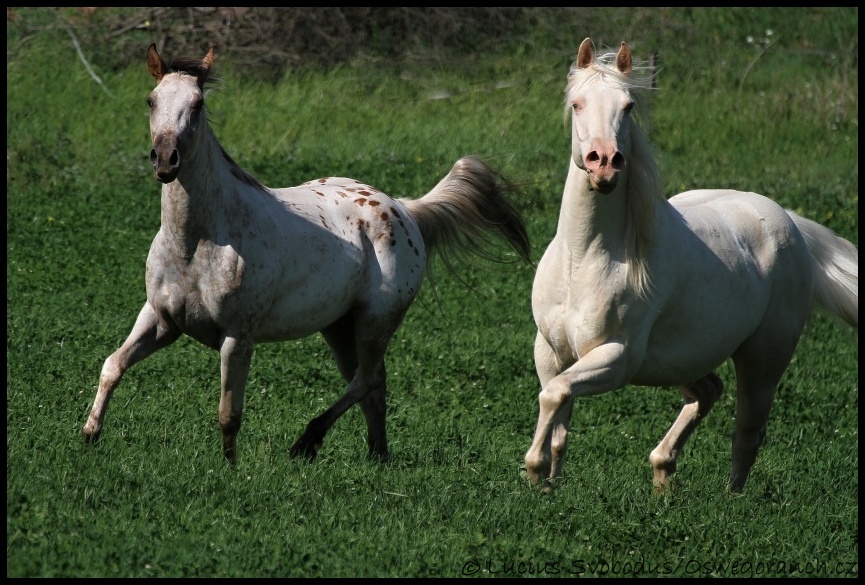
[524,38,857,493]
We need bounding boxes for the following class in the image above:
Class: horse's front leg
[83,302,180,443]
[218,334,254,462]
[524,341,627,492]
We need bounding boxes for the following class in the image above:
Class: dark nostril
[586,151,599,164]
[612,152,625,169]
[149,149,157,167]
[169,150,179,168]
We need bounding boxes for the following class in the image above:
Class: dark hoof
[290,438,319,461]
[366,448,390,463]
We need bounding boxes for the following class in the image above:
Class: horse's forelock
[562,53,656,128]
[166,57,220,89]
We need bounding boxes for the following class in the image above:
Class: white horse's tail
[401,156,532,276]
[789,211,858,329]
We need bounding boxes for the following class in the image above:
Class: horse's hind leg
[291,312,393,461]
[321,316,388,460]
[83,303,180,443]
[728,356,790,492]
[649,372,723,493]
[728,322,803,492]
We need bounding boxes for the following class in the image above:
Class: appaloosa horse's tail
[400,156,532,277]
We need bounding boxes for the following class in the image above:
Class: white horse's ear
[576,37,594,69]
[616,41,632,75]
[146,43,165,83]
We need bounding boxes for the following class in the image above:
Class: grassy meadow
[7,8,858,577]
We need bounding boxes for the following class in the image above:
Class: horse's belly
[255,283,359,341]
[631,305,761,386]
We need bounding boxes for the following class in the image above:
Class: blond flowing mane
[564,50,663,299]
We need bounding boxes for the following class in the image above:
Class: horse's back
[266,181,427,328]
[668,189,810,274]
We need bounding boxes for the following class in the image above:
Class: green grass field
[7,8,858,577]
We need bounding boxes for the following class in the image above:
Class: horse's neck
[160,126,235,248]
[555,158,630,259]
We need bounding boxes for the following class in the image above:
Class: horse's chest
[535,252,627,354]
[146,244,257,346]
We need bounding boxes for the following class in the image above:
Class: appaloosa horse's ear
[616,41,632,76]
[147,43,166,83]
[576,37,594,69]
[196,46,215,89]
[201,46,215,75]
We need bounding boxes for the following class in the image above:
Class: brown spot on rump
[368,200,380,207]
[380,211,390,221]
[317,178,329,184]
[338,191,348,198]
[354,198,368,206]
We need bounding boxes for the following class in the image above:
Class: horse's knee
[539,379,571,411]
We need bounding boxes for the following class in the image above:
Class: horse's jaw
[155,171,177,184]
[587,176,619,195]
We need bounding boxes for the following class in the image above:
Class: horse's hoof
[366,447,390,463]
[82,427,101,445]
[289,439,319,462]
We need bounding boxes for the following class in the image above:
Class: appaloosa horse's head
[145,43,214,183]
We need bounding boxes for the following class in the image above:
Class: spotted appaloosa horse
[524,38,857,493]
[83,44,531,463]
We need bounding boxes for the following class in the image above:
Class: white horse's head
[146,44,214,183]
[565,38,638,195]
